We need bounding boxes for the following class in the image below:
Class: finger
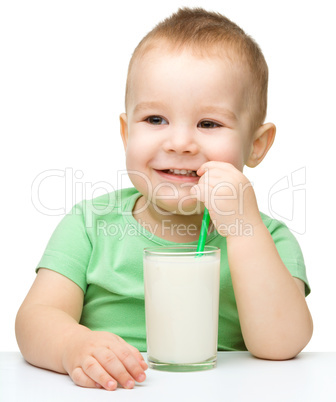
[140,359,149,370]
[197,161,228,176]
[94,347,140,389]
[192,171,244,200]
[71,366,113,390]
[113,346,147,383]
[125,344,148,370]
[196,164,208,178]
[81,355,118,391]
[198,161,240,178]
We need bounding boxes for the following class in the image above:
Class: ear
[246,123,276,168]
[120,113,128,150]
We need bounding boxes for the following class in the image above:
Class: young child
[15,7,313,391]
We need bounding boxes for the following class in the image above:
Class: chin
[154,198,204,216]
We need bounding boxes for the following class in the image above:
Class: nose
[162,127,199,155]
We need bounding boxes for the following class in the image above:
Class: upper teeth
[168,169,197,177]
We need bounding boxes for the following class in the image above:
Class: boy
[15,8,313,391]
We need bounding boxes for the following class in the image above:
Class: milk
[144,252,220,365]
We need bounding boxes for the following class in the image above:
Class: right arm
[15,268,147,390]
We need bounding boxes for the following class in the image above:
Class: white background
[1,0,335,352]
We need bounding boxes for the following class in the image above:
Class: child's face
[120,47,256,215]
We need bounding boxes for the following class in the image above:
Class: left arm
[192,161,313,360]
[227,222,313,360]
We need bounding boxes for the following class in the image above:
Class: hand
[191,161,262,237]
[62,327,148,390]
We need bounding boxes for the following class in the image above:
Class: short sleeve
[262,213,311,297]
[36,202,92,293]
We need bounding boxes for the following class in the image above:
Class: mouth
[159,168,198,177]
[154,168,200,183]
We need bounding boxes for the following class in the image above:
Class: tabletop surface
[1,351,336,402]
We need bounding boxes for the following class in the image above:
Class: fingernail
[107,380,117,390]
[141,360,148,369]
[137,373,146,382]
[126,380,135,389]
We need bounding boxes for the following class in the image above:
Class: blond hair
[125,7,268,128]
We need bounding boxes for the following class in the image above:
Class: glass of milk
[143,245,220,372]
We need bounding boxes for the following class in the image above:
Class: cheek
[124,139,147,191]
[125,127,158,165]
[125,145,138,170]
[209,136,246,170]
[125,133,148,170]
[126,151,148,190]
[124,134,161,198]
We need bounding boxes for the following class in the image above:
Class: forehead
[129,41,244,81]
[127,46,251,114]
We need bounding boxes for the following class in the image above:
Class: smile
[155,168,200,183]
[161,169,198,177]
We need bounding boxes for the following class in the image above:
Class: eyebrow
[132,102,238,122]
[200,105,238,122]
[133,101,167,114]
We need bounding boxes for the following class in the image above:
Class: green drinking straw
[196,207,210,256]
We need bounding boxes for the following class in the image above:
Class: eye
[146,116,168,125]
[198,120,222,129]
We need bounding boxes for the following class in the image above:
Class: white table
[1,351,335,401]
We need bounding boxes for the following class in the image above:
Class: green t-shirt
[36,187,310,352]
